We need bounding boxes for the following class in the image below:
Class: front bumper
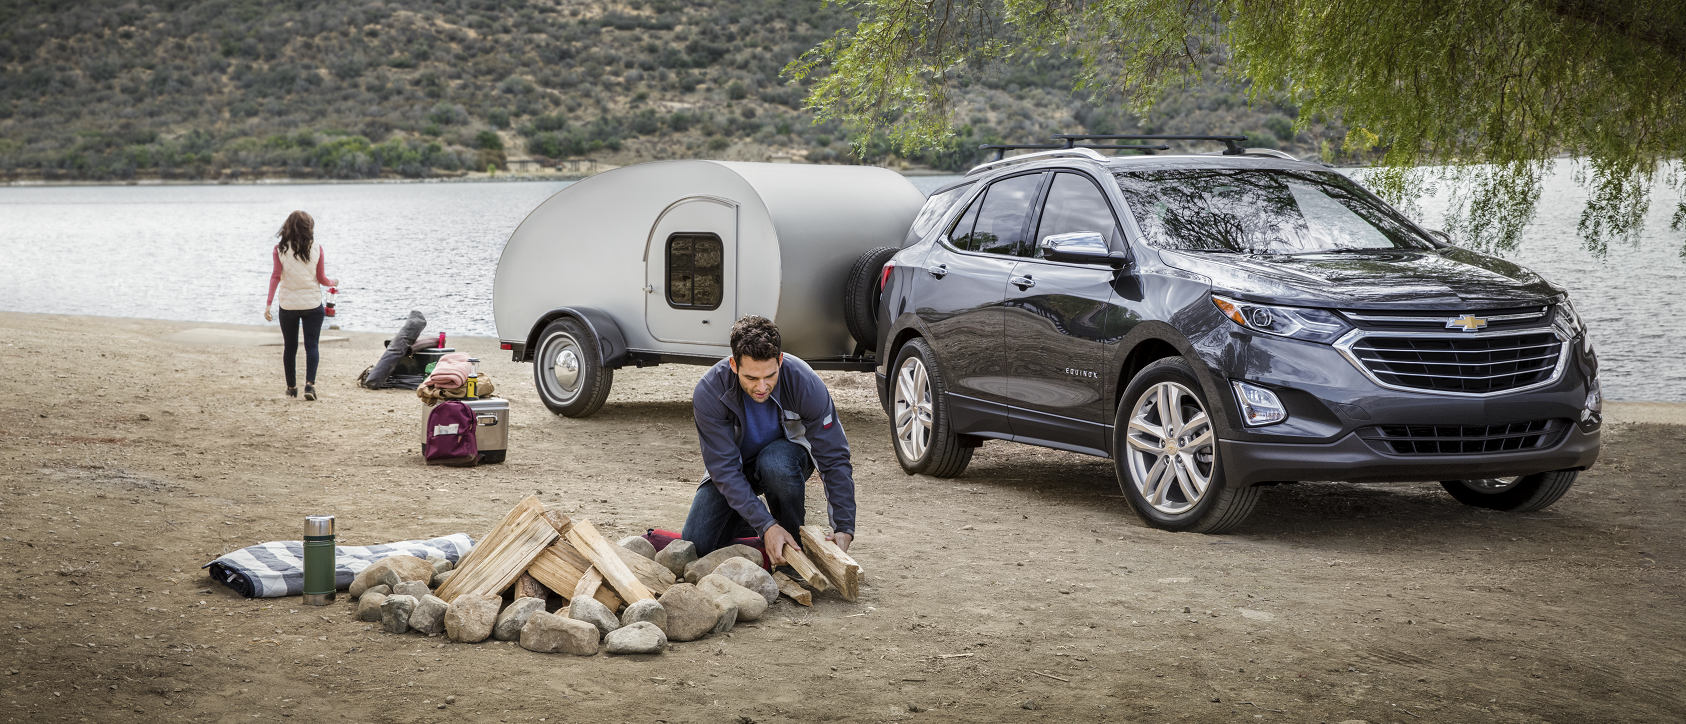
[1220,421,1601,486]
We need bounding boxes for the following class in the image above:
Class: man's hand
[826,531,852,553]
[763,524,798,567]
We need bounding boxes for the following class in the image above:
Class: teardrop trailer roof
[494,160,926,417]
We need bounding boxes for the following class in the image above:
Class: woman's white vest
[275,244,324,310]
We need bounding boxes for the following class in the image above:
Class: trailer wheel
[533,317,613,418]
[844,246,899,352]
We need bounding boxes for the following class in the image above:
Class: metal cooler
[422,396,508,464]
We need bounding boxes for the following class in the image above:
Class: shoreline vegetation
[0,0,1329,184]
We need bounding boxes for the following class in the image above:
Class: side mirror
[1041,232,1128,267]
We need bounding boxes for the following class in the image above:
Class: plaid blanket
[202,533,475,598]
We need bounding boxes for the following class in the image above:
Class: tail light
[879,262,895,290]
[500,342,513,350]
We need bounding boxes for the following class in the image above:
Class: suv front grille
[1346,332,1563,394]
[1359,419,1569,455]
[1341,306,1550,332]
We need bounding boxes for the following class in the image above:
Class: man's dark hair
[730,316,781,364]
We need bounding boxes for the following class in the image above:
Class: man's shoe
[303,385,317,401]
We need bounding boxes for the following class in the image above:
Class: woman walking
[264,210,339,400]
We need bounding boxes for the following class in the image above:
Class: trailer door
[645,197,737,347]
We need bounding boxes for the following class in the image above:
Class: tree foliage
[788,0,1686,256]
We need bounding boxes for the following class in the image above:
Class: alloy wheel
[1124,381,1216,514]
[894,356,933,462]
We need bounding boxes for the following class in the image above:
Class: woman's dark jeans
[279,304,325,388]
[682,438,815,556]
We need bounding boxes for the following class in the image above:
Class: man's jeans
[682,438,814,556]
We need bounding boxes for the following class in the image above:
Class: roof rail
[978,142,1171,162]
[1050,134,1250,156]
[965,147,1113,176]
[1235,148,1298,161]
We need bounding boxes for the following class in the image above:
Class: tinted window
[907,184,972,247]
[955,173,1042,255]
[1031,172,1119,258]
[946,191,983,247]
[1113,169,1435,253]
[666,234,723,309]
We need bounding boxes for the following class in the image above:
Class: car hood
[1155,246,1566,310]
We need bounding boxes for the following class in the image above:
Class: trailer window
[666,233,724,310]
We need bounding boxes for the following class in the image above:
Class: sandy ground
[1,312,1683,724]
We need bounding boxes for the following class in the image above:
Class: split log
[771,571,812,607]
[574,566,604,600]
[798,525,861,602]
[564,519,654,603]
[434,495,559,603]
[781,544,832,592]
[543,510,573,535]
[613,543,676,595]
[525,541,623,611]
[513,573,549,601]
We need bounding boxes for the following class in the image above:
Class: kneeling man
[682,316,854,564]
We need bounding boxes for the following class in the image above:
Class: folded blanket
[427,352,473,389]
[417,382,468,405]
[202,533,474,598]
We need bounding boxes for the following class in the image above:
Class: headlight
[1212,295,1351,344]
[1554,299,1594,353]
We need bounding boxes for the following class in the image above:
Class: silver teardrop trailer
[494,160,926,417]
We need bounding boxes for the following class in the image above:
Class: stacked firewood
[348,496,862,656]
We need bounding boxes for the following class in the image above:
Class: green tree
[786,0,1686,256]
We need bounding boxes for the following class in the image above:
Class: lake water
[1,165,1681,400]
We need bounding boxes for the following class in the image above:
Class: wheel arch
[1109,321,1241,447]
[527,307,629,367]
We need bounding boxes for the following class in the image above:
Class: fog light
[1233,381,1287,426]
[1582,377,1603,423]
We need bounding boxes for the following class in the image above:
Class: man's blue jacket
[691,354,856,536]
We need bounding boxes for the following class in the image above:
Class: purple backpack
[424,400,479,466]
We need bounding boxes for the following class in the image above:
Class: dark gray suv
[872,137,1602,533]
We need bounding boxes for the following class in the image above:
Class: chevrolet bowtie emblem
[1447,314,1488,332]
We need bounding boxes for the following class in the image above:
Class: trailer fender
[527,307,629,368]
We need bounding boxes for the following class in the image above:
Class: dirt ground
[1,312,1682,724]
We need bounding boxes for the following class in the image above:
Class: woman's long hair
[276,210,315,262]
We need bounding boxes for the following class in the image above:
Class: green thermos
[303,515,336,606]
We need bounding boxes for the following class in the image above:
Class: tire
[1113,357,1260,534]
[890,338,973,477]
[532,317,613,418]
[1439,470,1577,512]
[479,450,507,464]
[844,246,899,352]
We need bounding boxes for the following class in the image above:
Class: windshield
[1113,168,1435,253]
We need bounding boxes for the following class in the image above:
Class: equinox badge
[1447,314,1488,332]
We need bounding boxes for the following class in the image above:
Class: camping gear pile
[415,352,493,402]
[349,496,862,656]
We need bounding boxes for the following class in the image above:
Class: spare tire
[843,246,899,352]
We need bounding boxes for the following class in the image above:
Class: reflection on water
[0,168,1678,401]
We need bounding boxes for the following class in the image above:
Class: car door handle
[1010,274,1035,290]
[928,264,949,279]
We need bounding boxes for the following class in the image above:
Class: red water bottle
[324,287,338,318]
[438,332,446,349]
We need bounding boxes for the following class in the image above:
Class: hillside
[0,0,1329,181]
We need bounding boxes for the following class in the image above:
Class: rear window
[1113,168,1434,254]
[904,183,972,247]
